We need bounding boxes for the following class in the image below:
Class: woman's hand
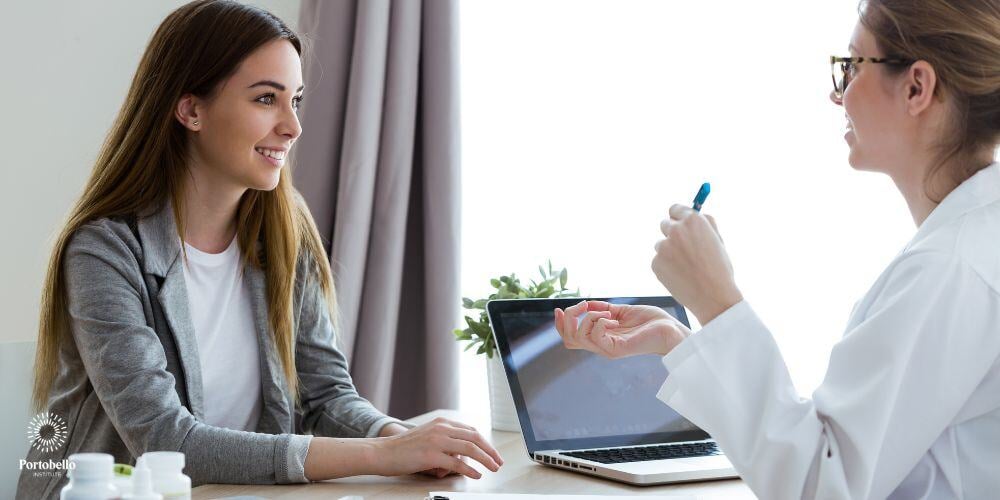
[378,422,455,478]
[554,300,692,358]
[653,205,743,325]
[372,417,503,479]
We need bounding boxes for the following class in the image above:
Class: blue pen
[692,182,711,211]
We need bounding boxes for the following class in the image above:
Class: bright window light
[458,1,915,421]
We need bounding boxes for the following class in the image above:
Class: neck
[179,162,246,254]
[890,153,994,227]
[891,168,941,227]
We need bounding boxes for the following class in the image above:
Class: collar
[136,199,182,278]
[908,162,1000,249]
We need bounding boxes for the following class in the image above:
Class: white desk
[192,409,756,499]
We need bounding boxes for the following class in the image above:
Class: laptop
[486,296,738,486]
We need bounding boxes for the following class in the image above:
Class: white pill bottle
[139,452,191,500]
[60,453,121,500]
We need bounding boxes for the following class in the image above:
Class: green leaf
[560,268,568,289]
[490,278,502,289]
[538,265,546,278]
[472,299,488,309]
[462,297,474,309]
[464,341,478,351]
[464,316,480,331]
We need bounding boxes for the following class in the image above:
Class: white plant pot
[486,355,520,432]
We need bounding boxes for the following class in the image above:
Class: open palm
[555,301,692,359]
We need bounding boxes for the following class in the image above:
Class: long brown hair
[859,0,1000,199]
[32,0,334,410]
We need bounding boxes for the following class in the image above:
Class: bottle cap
[139,451,184,472]
[124,463,163,500]
[68,453,113,480]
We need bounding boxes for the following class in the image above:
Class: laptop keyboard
[561,441,721,464]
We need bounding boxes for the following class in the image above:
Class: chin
[847,146,872,172]
[249,174,281,191]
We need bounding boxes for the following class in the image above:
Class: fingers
[446,426,504,467]
[585,300,611,312]
[668,203,695,221]
[660,218,675,238]
[574,311,613,353]
[560,300,588,342]
[443,438,500,474]
[439,454,482,479]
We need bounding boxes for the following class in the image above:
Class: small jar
[139,452,191,500]
[60,453,121,499]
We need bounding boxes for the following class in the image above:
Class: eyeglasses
[830,56,915,99]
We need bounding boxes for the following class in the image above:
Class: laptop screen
[488,297,709,453]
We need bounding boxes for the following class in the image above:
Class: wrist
[378,422,408,437]
[304,437,384,480]
[695,288,743,326]
[365,437,388,475]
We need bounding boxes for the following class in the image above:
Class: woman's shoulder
[64,213,144,266]
[903,201,1000,294]
[954,201,1000,292]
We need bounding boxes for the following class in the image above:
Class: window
[458,1,914,420]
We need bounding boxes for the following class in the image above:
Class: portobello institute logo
[27,412,67,452]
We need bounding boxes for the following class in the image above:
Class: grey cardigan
[17,200,400,499]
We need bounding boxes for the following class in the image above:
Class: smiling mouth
[255,147,286,166]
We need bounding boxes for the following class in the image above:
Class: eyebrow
[248,80,305,93]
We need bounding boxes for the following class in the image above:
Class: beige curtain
[294,0,460,418]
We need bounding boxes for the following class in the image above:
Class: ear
[175,94,203,131]
[904,60,938,117]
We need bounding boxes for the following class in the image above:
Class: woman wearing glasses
[556,1,1000,498]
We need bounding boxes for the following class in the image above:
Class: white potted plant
[454,261,580,431]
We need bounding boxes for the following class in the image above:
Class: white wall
[0,2,299,496]
[0,0,300,346]
[457,0,918,421]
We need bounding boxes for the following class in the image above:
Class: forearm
[303,436,382,480]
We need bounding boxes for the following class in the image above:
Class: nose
[829,90,843,106]
[278,106,302,141]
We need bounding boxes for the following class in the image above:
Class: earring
[193,120,200,126]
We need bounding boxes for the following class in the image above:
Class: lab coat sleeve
[656,250,1000,500]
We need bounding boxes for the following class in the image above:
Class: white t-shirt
[181,236,262,432]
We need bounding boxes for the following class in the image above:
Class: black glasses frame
[830,56,915,99]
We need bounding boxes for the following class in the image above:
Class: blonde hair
[32,0,334,411]
[860,0,1000,199]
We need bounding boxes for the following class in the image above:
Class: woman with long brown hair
[555,0,1000,498]
[18,1,501,497]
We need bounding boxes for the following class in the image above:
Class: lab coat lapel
[847,163,1000,333]
[908,163,1000,250]
[137,200,206,421]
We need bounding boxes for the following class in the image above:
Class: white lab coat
[657,163,1000,499]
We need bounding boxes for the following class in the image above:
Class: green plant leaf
[457,261,582,358]
[464,316,480,331]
